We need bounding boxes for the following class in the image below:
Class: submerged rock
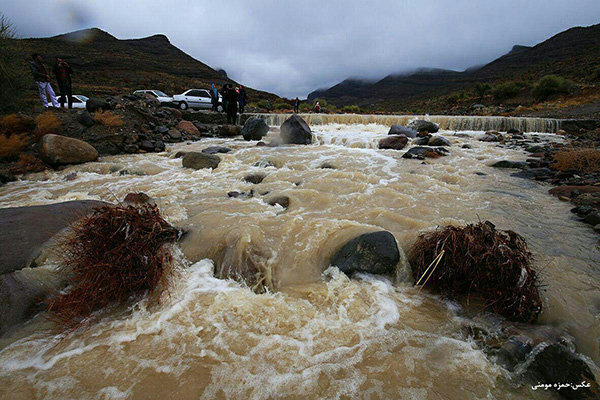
[202,146,232,155]
[243,173,266,184]
[280,114,312,145]
[407,119,439,133]
[388,125,417,138]
[182,151,220,170]
[491,160,529,169]
[378,135,408,150]
[241,118,269,141]
[40,134,99,166]
[330,231,400,276]
[267,196,290,208]
[402,146,448,159]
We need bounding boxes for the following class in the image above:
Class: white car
[71,95,88,109]
[173,89,222,111]
[133,90,175,106]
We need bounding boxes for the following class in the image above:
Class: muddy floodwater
[0,122,599,399]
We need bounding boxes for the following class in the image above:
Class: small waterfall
[251,113,562,133]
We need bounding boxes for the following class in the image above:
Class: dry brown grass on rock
[0,113,35,134]
[94,111,124,127]
[48,204,179,326]
[0,133,27,159]
[34,111,61,138]
[409,221,542,323]
[553,148,600,173]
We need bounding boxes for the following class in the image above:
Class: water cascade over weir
[251,113,562,133]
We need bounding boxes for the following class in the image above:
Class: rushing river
[0,122,599,399]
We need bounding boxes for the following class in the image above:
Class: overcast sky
[2,0,600,97]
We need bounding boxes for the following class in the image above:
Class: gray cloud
[2,0,599,98]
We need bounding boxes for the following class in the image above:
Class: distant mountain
[18,28,278,101]
[308,23,600,107]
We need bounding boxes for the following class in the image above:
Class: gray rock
[491,160,529,169]
[157,125,169,134]
[76,111,95,128]
[202,146,232,155]
[388,125,417,138]
[412,136,430,146]
[428,136,451,147]
[139,140,155,152]
[407,119,439,133]
[0,200,108,275]
[182,152,220,170]
[479,134,501,142]
[241,118,269,141]
[167,129,182,140]
[85,97,111,113]
[583,212,600,226]
[378,135,408,150]
[280,114,312,145]
[267,196,290,208]
[331,231,400,275]
[154,140,165,152]
[39,134,99,166]
[402,146,448,159]
[124,144,139,154]
[244,173,266,184]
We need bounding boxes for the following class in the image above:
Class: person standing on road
[30,53,59,108]
[294,97,300,113]
[238,85,247,114]
[52,57,73,109]
[224,84,238,124]
[210,83,219,112]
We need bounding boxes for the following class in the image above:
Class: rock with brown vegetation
[216,125,242,137]
[123,192,151,204]
[409,221,542,323]
[378,135,408,150]
[48,204,179,325]
[182,151,220,170]
[40,134,99,166]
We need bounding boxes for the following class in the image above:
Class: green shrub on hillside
[299,103,311,112]
[532,75,576,101]
[491,81,524,101]
[342,105,361,113]
[273,102,289,110]
[0,15,27,112]
[474,83,491,100]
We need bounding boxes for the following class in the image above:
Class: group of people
[211,83,247,124]
[29,53,74,109]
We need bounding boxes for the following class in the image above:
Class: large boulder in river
[407,119,439,133]
[378,135,408,150]
[182,151,220,170]
[177,120,200,136]
[40,134,99,166]
[0,200,108,275]
[241,118,269,141]
[280,114,312,145]
[427,136,451,147]
[331,231,400,275]
[388,125,417,138]
[402,146,448,159]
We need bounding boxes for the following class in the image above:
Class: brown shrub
[0,133,27,159]
[409,221,542,323]
[16,153,46,172]
[94,111,124,127]
[48,204,179,326]
[0,113,35,134]
[34,111,62,138]
[553,148,600,173]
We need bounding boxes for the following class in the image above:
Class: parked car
[173,89,222,111]
[133,90,175,106]
[71,95,89,109]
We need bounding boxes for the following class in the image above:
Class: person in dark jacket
[294,97,300,113]
[219,83,229,112]
[223,84,238,124]
[29,53,59,108]
[238,85,247,114]
[210,83,219,112]
[52,57,73,109]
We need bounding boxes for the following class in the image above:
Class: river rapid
[0,121,599,399]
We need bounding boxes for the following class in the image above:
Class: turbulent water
[0,121,599,399]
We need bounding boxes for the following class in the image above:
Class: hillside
[308,23,600,110]
[17,28,278,102]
